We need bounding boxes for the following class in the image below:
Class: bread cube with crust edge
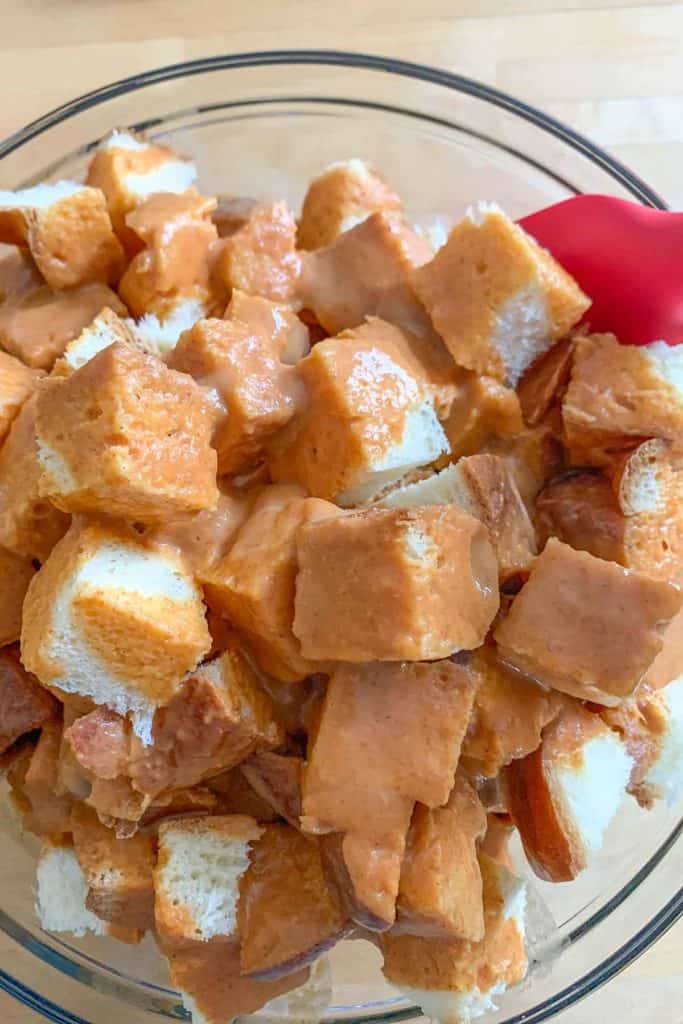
[381,854,528,1024]
[494,538,682,706]
[412,202,589,386]
[506,704,633,882]
[294,506,499,662]
[298,159,402,250]
[36,341,219,523]
[21,519,211,743]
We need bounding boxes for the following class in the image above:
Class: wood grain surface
[0,1,681,1021]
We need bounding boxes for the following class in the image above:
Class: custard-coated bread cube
[494,538,683,706]
[294,506,499,662]
[0,282,127,370]
[269,328,449,505]
[168,316,300,476]
[0,394,70,561]
[227,289,310,364]
[0,182,124,290]
[211,201,301,306]
[412,202,590,386]
[119,192,218,319]
[87,130,198,247]
[562,333,683,464]
[21,519,211,742]
[36,342,218,522]
[0,351,42,444]
[203,485,339,681]
[298,159,402,250]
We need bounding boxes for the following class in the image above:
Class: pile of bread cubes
[0,132,681,1024]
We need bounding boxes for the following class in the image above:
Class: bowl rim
[0,46,678,1024]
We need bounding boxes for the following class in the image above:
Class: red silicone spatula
[518,194,683,347]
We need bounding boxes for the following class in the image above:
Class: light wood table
[0,1,681,1021]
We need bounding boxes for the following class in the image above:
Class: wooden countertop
[0,0,681,1021]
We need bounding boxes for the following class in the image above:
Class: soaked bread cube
[168,316,301,476]
[396,776,487,941]
[211,201,301,307]
[563,333,683,464]
[204,485,339,681]
[87,130,198,246]
[119,192,218,319]
[36,342,218,522]
[294,506,498,662]
[227,289,310,364]
[155,815,263,948]
[506,704,632,881]
[382,855,528,1023]
[299,211,433,337]
[0,281,126,369]
[494,538,682,705]
[0,394,70,561]
[412,202,589,386]
[298,159,402,250]
[238,824,350,979]
[71,802,155,932]
[0,350,42,444]
[52,306,152,376]
[444,373,524,461]
[302,659,478,929]
[0,181,124,289]
[269,329,449,506]
[0,646,57,753]
[21,519,211,742]
[0,548,36,645]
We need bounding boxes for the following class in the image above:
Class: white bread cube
[21,519,211,743]
[0,181,123,290]
[412,202,590,386]
[128,297,207,358]
[155,815,263,948]
[52,306,153,375]
[382,854,527,1023]
[298,159,402,250]
[36,843,107,937]
[506,705,633,882]
[269,330,449,505]
[563,334,683,464]
[644,677,683,803]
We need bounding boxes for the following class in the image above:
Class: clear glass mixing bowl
[0,49,679,1024]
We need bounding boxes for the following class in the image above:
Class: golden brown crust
[517,337,574,426]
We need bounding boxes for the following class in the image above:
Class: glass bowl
[0,49,679,1024]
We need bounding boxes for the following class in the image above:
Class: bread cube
[241,752,303,828]
[169,941,310,1024]
[0,181,124,290]
[563,334,683,464]
[52,306,150,376]
[444,372,524,461]
[0,646,56,753]
[87,129,198,246]
[537,443,683,584]
[294,507,498,661]
[119,192,218,319]
[227,288,310,364]
[127,297,206,358]
[382,855,527,1023]
[412,202,590,386]
[0,350,42,444]
[396,776,487,941]
[36,844,108,937]
[495,538,682,705]
[301,659,479,928]
[168,316,301,476]
[0,549,36,646]
[506,704,632,881]
[155,815,263,948]
[36,342,218,521]
[22,519,211,742]
[0,394,70,561]
[203,485,339,681]
[269,330,449,505]
[0,244,41,302]
[71,802,155,932]
[0,281,127,369]
[239,824,350,979]
[211,201,301,306]
[298,159,402,250]
[517,336,574,426]
[379,454,536,581]
[461,648,564,778]
[299,211,433,336]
